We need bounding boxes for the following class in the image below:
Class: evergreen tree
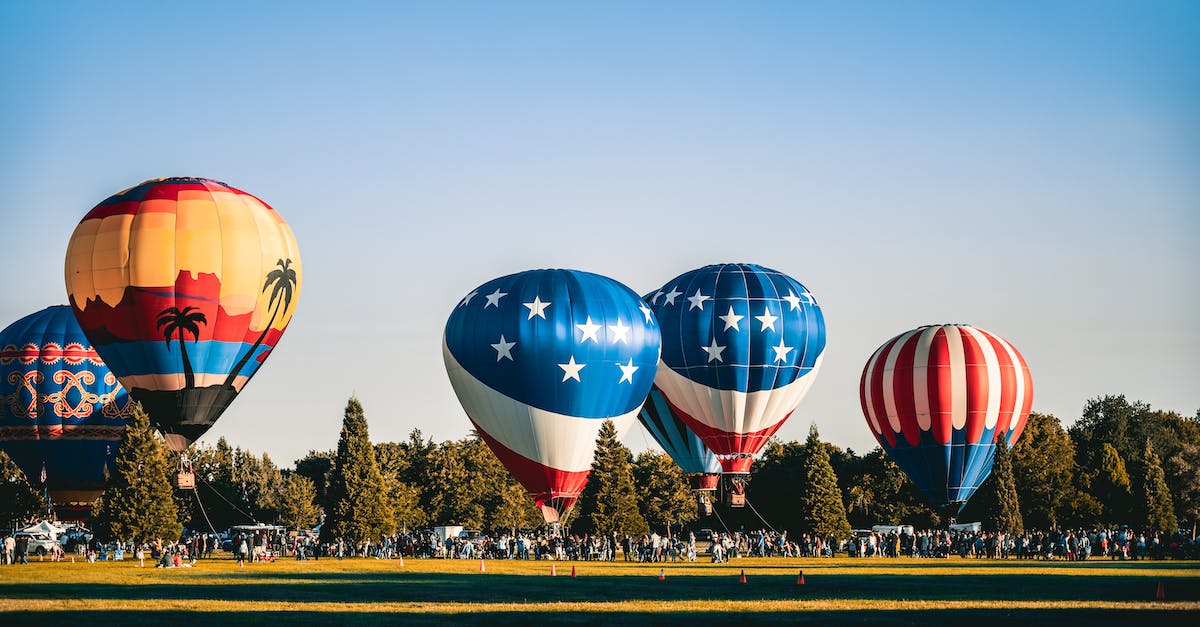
[92,407,181,544]
[985,439,1024,535]
[277,474,320,530]
[632,450,697,535]
[575,420,648,536]
[796,425,852,539]
[1092,443,1133,523]
[1140,440,1177,534]
[321,396,394,543]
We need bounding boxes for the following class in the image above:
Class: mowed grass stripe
[1,598,1198,613]
[1,556,1197,625]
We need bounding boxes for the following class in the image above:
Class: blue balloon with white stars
[445,269,661,419]
[648,263,826,394]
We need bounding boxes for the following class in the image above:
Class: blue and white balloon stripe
[649,263,826,394]
[444,269,661,419]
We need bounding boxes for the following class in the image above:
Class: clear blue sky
[2,1,1197,467]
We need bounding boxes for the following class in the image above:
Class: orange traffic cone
[550,564,557,577]
[1156,581,1165,600]
[571,565,577,578]
[739,569,747,584]
[479,559,486,572]
[797,570,805,585]
[658,568,666,581]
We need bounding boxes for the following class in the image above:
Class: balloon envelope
[65,177,301,451]
[0,306,133,520]
[859,324,1033,509]
[638,386,721,477]
[443,269,660,522]
[648,263,826,474]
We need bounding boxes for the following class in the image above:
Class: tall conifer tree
[93,407,181,544]
[1140,440,1177,534]
[985,439,1024,535]
[575,420,648,536]
[797,425,852,539]
[321,396,394,544]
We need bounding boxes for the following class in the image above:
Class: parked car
[16,531,61,556]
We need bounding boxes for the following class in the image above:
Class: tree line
[1,394,1195,545]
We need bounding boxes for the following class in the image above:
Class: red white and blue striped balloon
[859,324,1033,509]
[648,263,826,474]
[443,269,660,523]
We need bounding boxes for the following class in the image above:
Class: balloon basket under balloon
[721,474,749,508]
[174,472,195,490]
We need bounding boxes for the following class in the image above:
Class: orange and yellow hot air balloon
[65,177,301,451]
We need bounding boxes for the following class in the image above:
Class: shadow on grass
[1,572,1197,604]
[4,608,1200,627]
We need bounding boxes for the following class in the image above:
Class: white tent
[20,520,67,537]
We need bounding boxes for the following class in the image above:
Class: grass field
[1,555,1197,625]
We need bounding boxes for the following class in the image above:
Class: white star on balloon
[608,318,631,344]
[576,316,601,343]
[639,304,654,323]
[772,338,793,363]
[756,307,779,332]
[491,335,516,361]
[651,290,664,304]
[686,289,710,311]
[484,288,508,308]
[800,291,816,305]
[558,356,585,382]
[524,296,551,320]
[617,358,638,384]
[460,290,478,307]
[662,287,682,306]
[701,338,726,363]
[782,291,803,311]
[718,306,743,332]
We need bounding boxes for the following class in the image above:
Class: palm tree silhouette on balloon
[223,258,297,388]
[156,306,208,389]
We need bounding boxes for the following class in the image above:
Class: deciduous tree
[632,450,697,535]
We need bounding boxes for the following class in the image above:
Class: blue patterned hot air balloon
[638,386,721,488]
[648,263,826,476]
[0,306,134,521]
[443,269,660,523]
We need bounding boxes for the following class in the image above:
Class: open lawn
[1,555,1197,625]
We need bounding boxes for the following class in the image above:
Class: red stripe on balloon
[470,419,589,516]
[961,328,989,445]
[890,331,922,447]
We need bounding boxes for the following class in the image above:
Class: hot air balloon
[858,324,1033,514]
[443,269,660,523]
[638,386,721,514]
[65,177,301,454]
[0,306,134,521]
[647,263,826,506]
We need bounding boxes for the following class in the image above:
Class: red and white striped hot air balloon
[858,324,1033,510]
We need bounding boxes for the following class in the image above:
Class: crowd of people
[842,527,1200,561]
[5,524,1199,565]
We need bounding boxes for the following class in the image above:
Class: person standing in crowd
[237,535,248,568]
[15,534,29,565]
[3,533,13,565]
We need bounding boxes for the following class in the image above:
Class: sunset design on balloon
[65,178,302,451]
